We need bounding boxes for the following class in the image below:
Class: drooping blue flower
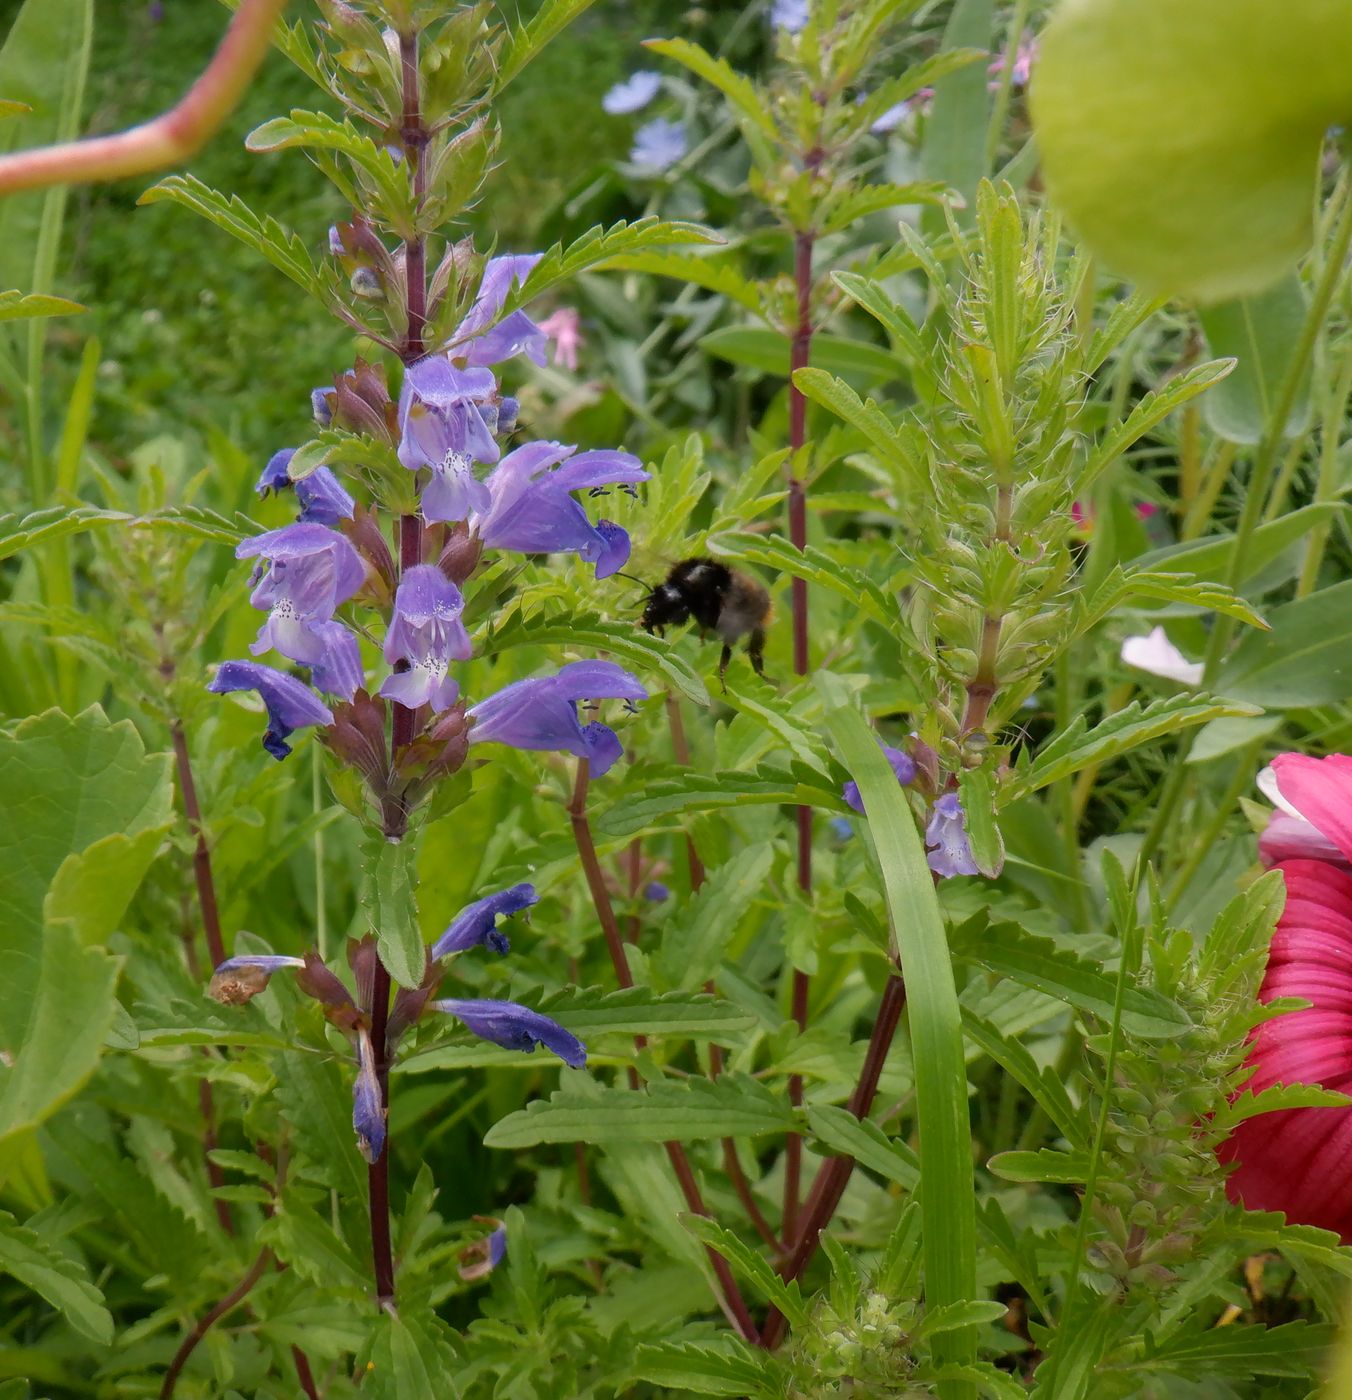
[255,448,355,526]
[467,659,647,777]
[829,816,855,841]
[770,0,810,31]
[353,1027,386,1163]
[237,523,367,672]
[430,997,586,1067]
[925,793,980,878]
[472,439,648,578]
[643,881,670,903]
[207,953,307,1004]
[306,620,364,702]
[207,660,334,760]
[843,742,917,815]
[630,118,687,172]
[431,883,539,959]
[448,254,547,369]
[378,564,471,713]
[458,1220,508,1280]
[603,71,661,115]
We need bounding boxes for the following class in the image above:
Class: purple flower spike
[208,660,334,761]
[398,356,502,477]
[925,793,980,879]
[449,254,547,369]
[378,564,470,713]
[238,523,366,667]
[431,997,586,1068]
[473,440,648,577]
[843,742,916,815]
[353,1028,386,1163]
[431,883,539,960]
[468,659,647,778]
[307,620,364,701]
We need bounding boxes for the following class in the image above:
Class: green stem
[1299,345,1352,596]
[984,0,1031,172]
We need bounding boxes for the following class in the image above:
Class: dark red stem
[160,1247,273,1399]
[761,973,907,1347]
[170,721,226,968]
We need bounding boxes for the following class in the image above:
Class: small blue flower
[843,742,916,815]
[643,881,670,902]
[256,448,356,526]
[770,0,809,32]
[630,118,687,172]
[378,564,471,713]
[311,387,334,426]
[458,1221,508,1280]
[829,816,854,841]
[870,100,910,135]
[430,997,586,1067]
[468,660,647,778]
[472,439,648,578]
[431,884,539,960]
[603,71,661,115]
[925,793,980,879]
[398,356,502,473]
[207,660,334,760]
[237,523,367,673]
[353,1028,386,1163]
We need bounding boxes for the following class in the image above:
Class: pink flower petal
[1269,754,1352,864]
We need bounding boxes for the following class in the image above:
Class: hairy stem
[568,760,760,1342]
[761,973,908,1347]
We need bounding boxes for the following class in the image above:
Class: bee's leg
[718,643,732,693]
[747,628,767,679]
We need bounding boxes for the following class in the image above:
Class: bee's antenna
[611,571,652,592]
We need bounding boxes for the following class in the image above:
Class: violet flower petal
[431,997,586,1068]
[431,883,539,959]
[208,660,333,760]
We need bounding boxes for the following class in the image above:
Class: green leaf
[363,835,424,990]
[824,695,976,1376]
[1198,274,1313,442]
[1214,1082,1352,1133]
[702,325,908,382]
[682,1215,811,1330]
[956,768,1003,878]
[1217,579,1352,707]
[644,38,778,148]
[136,503,264,547]
[245,111,409,220]
[792,366,925,485]
[483,606,708,706]
[632,1342,772,1397]
[1032,0,1352,300]
[961,1011,1087,1149]
[0,289,83,322]
[951,921,1190,1039]
[1078,565,1267,630]
[915,1300,1011,1341]
[0,505,131,561]
[259,1188,368,1296]
[595,248,764,315]
[1075,359,1236,492]
[494,0,601,92]
[987,1148,1091,1184]
[805,1105,920,1189]
[1002,694,1261,803]
[817,181,951,235]
[832,270,929,368]
[483,1073,794,1148]
[137,174,320,296]
[1138,1320,1335,1380]
[0,1209,112,1344]
[920,0,994,224]
[656,846,775,991]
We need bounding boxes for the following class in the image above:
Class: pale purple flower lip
[398,357,501,470]
[353,1027,386,1163]
[255,448,355,526]
[630,117,687,172]
[843,743,916,815]
[925,793,980,879]
[305,620,364,702]
[449,254,547,369]
[378,564,470,713]
[207,660,334,760]
[431,883,539,960]
[430,997,586,1068]
[603,71,661,115]
[472,439,648,578]
[467,659,647,777]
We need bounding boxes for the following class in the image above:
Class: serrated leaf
[137,174,320,295]
[0,505,131,561]
[1076,359,1235,491]
[259,1188,367,1295]
[644,37,778,147]
[683,1213,811,1329]
[494,0,600,91]
[951,921,1189,1039]
[657,846,775,991]
[703,325,908,381]
[596,248,764,315]
[818,181,950,235]
[961,1011,1086,1149]
[363,836,423,990]
[1002,693,1260,803]
[792,366,926,484]
[246,111,409,221]
[915,1299,1010,1340]
[1079,565,1267,630]
[483,1073,794,1147]
[0,1209,112,1343]
[632,1342,771,1397]
[136,503,264,547]
[987,1148,1091,1184]
[805,1105,919,1188]
[1214,1082,1352,1133]
[832,270,929,368]
[1138,1320,1334,1379]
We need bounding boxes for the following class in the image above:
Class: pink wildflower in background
[539,306,584,371]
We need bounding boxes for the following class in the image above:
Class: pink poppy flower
[1218,753,1352,1238]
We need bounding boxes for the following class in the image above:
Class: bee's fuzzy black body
[640,558,771,688]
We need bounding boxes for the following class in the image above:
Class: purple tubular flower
[237,523,366,667]
[311,386,335,426]
[430,998,586,1068]
[431,883,539,959]
[488,1224,508,1268]
[307,620,364,702]
[353,1028,386,1163]
[258,446,355,523]
[602,71,661,115]
[925,793,980,879]
[449,254,547,369]
[398,356,502,473]
[378,564,471,713]
[843,742,917,815]
[208,660,334,760]
[468,659,647,778]
[208,953,305,1005]
[472,440,648,578]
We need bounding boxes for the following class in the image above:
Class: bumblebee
[639,558,771,688]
